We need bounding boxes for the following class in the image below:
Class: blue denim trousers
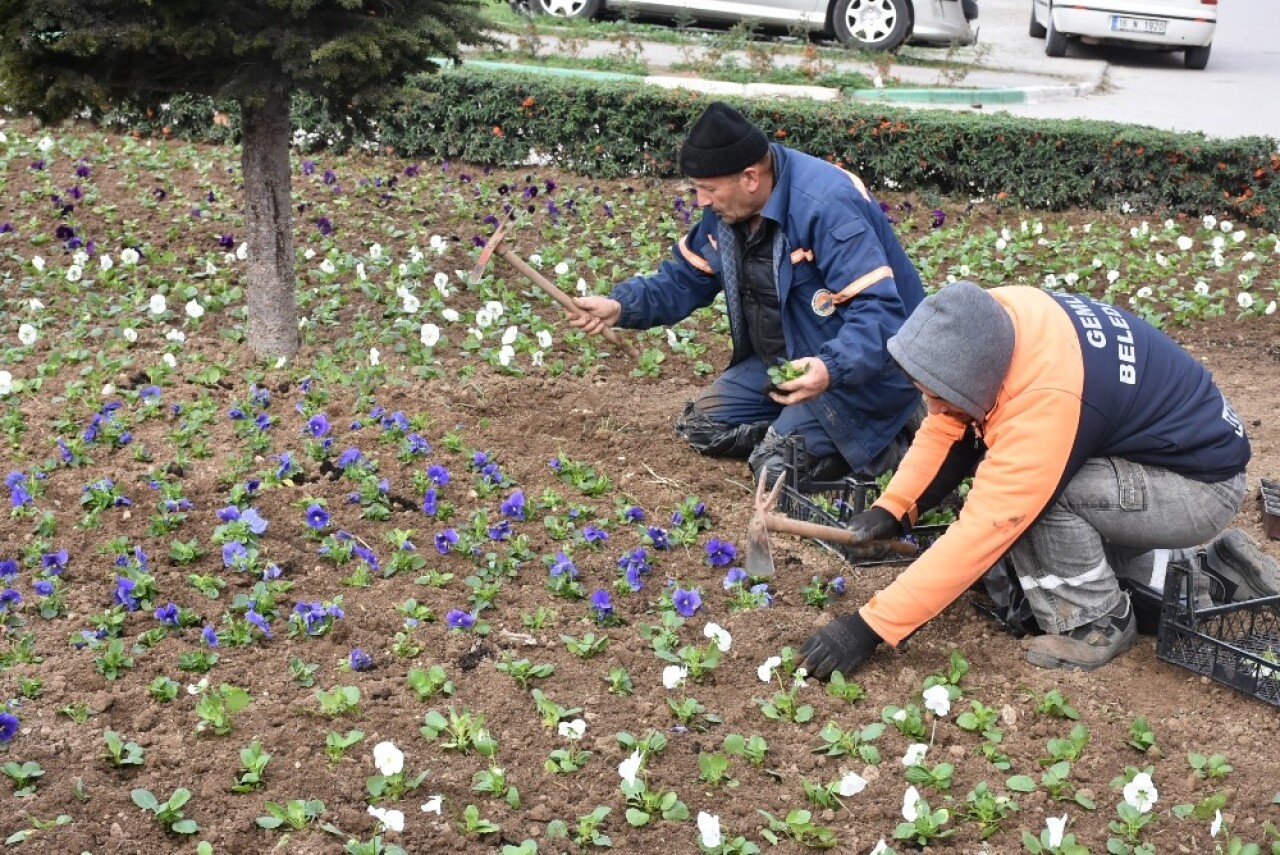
[1007,457,1245,634]
[693,356,837,456]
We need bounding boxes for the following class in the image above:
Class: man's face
[914,381,969,420]
[690,170,762,225]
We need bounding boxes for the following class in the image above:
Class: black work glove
[799,611,883,680]
[845,506,904,543]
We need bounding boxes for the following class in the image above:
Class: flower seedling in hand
[765,360,809,393]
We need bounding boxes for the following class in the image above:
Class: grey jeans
[1006,457,1245,634]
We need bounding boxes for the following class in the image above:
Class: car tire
[1184,43,1211,69]
[1028,4,1047,38]
[530,0,601,18]
[1045,11,1068,56]
[833,0,912,52]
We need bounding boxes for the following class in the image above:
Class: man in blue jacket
[571,101,926,484]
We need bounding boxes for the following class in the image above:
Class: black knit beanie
[679,102,770,178]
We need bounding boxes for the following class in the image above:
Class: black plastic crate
[771,438,947,565]
[1156,557,1280,708]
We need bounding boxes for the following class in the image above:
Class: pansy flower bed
[1,118,1279,854]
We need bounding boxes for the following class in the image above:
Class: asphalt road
[960,0,1280,141]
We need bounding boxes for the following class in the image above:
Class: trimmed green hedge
[95,67,1280,228]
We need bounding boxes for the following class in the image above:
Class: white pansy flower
[475,308,493,329]
[373,741,404,776]
[554,261,570,275]
[356,262,366,281]
[1163,218,1175,230]
[28,299,44,311]
[366,805,404,833]
[1266,300,1276,316]
[402,292,420,314]
[757,655,782,682]
[185,300,204,319]
[697,812,722,849]
[122,328,137,343]
[409,247,424,263]
[1212,235,1226,250]
[485,300,505,319]
[429,234,446,255]
[557,719,586,740]
[1122,772,1158,814]
[72,249,88,266]
[837,771,868,797]
[902,785,922,822]
[369,347,380,366]
[995,237,1007,252]
[369,243,383,259]
[1135,286,1153,299]
[922,685,951,717]
[1176,235,1194,251]
[528,253,542,266]
[17,324,37,346]
[618,749,642,786]
[1238,292,1254,309]
[536,329,552,349]
[101,383,116,397]
[420,323,441,347]
[441,308,460,323]
[303,248,316,260]
[892,708,908,723]
[1203,214,1218,230]
[163,353,177,368]
[703,622,732,652]
[1242,251,1256,263]
[149,294,167,314]
[1210,808,1223,838]
[577,277,589,296]
[434,272,451,297]
[165,330,186,343]
[902,743,929,766]
[319,259,336,274]
[66,264,83,283]
[32,256,45,272]
[38,136,54,152]
[498,345,514,367]
[100,254,114,271]
[531,351,544,367]
[501,325,518,346]
[1107,270,1120,284]
[236,242,248,261]
[662,664,688,690]
[1155,252,1168,268]
[1220,220,1233,232]
[870,840,890,855]
[1046,814,1068,848]
[421,795,443,814]
[1194,281,1210,296]
[0,371,13,396]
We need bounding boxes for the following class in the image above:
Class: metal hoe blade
[745,472,787,578]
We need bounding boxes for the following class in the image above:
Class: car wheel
[833,0,912,52]
[1028,3,1047,38]
[1184,43,1211,69]
[531,0,601,18]
[1045,10,1068,56]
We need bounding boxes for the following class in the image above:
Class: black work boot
[1025,597,1137,672]
[1203,529,1280,603]
[748,429,851,488]
[674,402,769,459]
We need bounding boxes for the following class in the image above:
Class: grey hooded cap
[886,281,1015,422]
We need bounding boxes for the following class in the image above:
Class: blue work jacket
[611,144,926,472]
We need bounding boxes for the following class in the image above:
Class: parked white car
[1029,0,1216,69]
[522,0,978,53]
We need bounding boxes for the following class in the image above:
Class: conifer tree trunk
[241,87,299,360]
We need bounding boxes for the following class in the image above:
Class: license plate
[1111,15,1167,33]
